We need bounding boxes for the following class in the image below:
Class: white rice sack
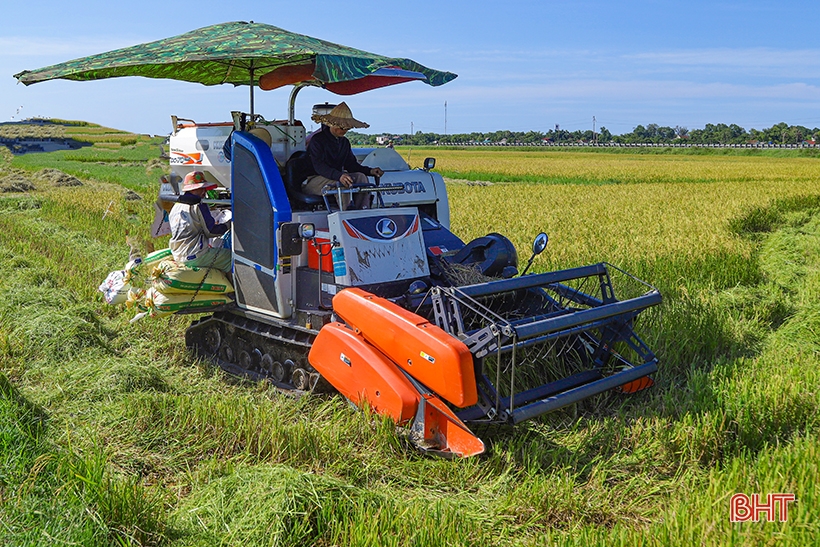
[143,287,232,318]
[150,260,234,294]
[98,270,131,305]
[125,248,173,277]
[125,287,148,311]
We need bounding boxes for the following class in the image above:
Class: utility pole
[593,116,597,144]
[555,124,560,145]
[444,101,447,135]
[411,121,413,135]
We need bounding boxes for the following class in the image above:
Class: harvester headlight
[299,223,315,239]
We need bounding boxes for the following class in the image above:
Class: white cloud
[625,48,820,79]
[628,48,820,68]
[431,79,820,104]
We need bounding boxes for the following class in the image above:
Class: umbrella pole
[288,83,309,125]
[249,65,255,123]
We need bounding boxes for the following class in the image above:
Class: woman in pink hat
[168,171,232,272]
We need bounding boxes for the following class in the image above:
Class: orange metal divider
[332,288,478,408]
[309,322,418,424]
[309,318,486,457]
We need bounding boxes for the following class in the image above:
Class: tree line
[348,122,820,146]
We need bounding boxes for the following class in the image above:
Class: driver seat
[284,151,324,210]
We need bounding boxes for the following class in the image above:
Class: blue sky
[2,1,819,136]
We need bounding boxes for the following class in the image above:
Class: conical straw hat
[311,102,369,129]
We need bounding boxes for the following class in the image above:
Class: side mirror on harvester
[520,232,549,275]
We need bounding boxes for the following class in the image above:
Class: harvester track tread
[186,310,332,393]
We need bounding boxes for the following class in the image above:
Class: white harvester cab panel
[356,147,410,171]
[166,119,306,194]
[327,207,429,286]
[355,148,451,229]
[168,122,233,188]
[248,122,306,167]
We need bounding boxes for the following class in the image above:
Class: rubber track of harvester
[185,311,332,394]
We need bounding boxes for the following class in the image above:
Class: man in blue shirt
[302,102,384,209]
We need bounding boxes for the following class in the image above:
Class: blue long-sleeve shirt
[305,125,375,181]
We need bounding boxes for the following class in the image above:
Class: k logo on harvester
[376,218,397,238]
[341,214,420,242]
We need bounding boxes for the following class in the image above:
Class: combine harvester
[15,21,661,457]
[165,113,663,458]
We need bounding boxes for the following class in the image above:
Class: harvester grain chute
[15,21,662,458]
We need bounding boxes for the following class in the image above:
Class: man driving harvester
[302,102,385,209]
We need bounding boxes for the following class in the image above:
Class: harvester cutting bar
[460,342,657,422]
[309,263,660,455]
[430,262,661,426]
[508,360,658,424]
[457,369,601,422]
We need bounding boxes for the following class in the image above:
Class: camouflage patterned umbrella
[13,21,456,116]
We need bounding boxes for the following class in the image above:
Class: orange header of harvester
[332,288,477,408]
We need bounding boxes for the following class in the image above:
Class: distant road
[438,142,819,149]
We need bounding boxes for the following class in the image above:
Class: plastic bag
[98,270,131,305]
[211,209,232,224]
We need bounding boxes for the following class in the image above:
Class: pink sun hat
[182,171,218,192]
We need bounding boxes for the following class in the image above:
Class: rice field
[415,147,819,185]
[1,138,819,546]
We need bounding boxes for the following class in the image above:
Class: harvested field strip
[1,142,819,545]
